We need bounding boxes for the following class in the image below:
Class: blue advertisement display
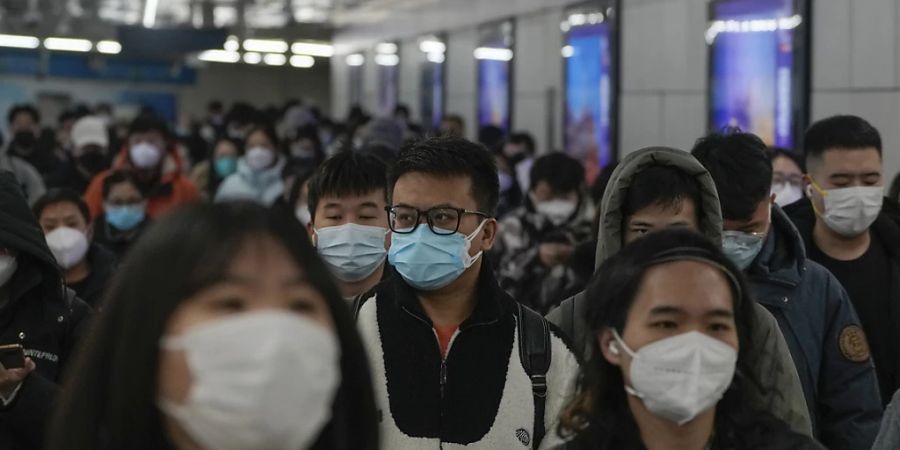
[377,64,399,116]
[477,22,514,133]
[709,0,802,147]
[565,21,614,182]
[420,60,444,131]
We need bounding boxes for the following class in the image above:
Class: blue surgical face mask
[722,231,766,270]
[105,204,146,231]
[214,157,238,178]
[314,223,388,282]
[388,220,487,291]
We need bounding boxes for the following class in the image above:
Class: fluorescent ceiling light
[376,42,398,54]
[243,39,288,53]
[143,0,158,28]
[96,40,122,54]
[473,47,513,61]
[0,34,40,49]
[264,53,287,66]
[375,53,399,66]
[44,37,93,52]
[426,52,445,64]
[291,41,334,57]
[243,52,262,64]
[346,53,365,66]
[419,40,445,54]
[224,36,240,52]
[290,55,316,68]
[561,45,574,58]
[198,49,240,63]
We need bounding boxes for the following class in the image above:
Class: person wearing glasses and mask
[694,131,882,449]
[785,115,900,406]
[353,136,579,449]
[553,229,823,450]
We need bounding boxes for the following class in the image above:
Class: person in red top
[83,113,199,219]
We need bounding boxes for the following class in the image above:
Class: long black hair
[558,229,807,450]
[47,202,379,450]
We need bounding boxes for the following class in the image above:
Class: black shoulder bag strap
[517,302,552,448]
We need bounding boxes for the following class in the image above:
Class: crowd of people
[0,98,898,450]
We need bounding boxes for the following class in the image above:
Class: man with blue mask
[694,131,882,450]
[306,151,390,299]
[353,136,579,449]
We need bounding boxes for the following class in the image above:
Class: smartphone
[0,344,25,370]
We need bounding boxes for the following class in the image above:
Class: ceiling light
[44,37,93,52]
[264,53,287,66]
[419,40,445,54]
[291,41,334,57]
[198,49,240,63]
[426,52,445,64]
[474,47,513,61]
[243,39,288,53]
[142,0,158,27]
[96,40,122,54]
[0,34,40,49]
[290,55,316,68]
[561,45,574,58]
[376,42,398,54]
[375,53,399,66]
[224,35,240,52]
[243,52,262,64]
[346,53,365,66]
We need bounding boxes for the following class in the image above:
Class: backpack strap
[517,302,551,448]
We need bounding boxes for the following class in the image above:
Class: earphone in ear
[806,184,814,198]
[609,342,620,356]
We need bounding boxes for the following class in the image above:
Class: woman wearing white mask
[769,149,805,207]
[215,125,286,206]
[554,229,823,450]
[47,202,379,450]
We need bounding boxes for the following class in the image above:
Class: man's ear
[479,218,498,251]
[306,222,316,245]
[598,328,622,367]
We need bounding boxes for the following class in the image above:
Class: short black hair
[102,170,145,199]
[33,189,91,223]
[530,152,585,194]
[389,136,499,216]
[8,104,40,125]
[769,147,805,172]
[245,123,281,152]
[307,151,389,222]
[127,113,170,139]
[508,132,536,155]
[692,132,772,222]
[804,115,882,166]
[394,104,410,118]
[478,125,506,151]
[622,165,702,220]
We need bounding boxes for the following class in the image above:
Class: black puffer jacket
[0,171,92,450]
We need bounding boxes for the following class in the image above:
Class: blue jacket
[214,156,285,206]
[747,205,883,449]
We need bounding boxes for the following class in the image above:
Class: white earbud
[609,342,620,356]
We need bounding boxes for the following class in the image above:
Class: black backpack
[352,297,552,448]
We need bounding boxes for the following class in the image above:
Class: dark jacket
[355,262,579,449]
[91,214,151,261]
[0,171,92,450]
[545,147,813,437]
[748,205,882,449]
[785,198,900,404]
[493,199,594,314]
[67,244,117,309]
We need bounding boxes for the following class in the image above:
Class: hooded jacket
[0,171,91,450]
[746,205,882,449]
[214,156,286,206]
[785,197,900,405]
[546,147,813,436]
[82,144,200,220]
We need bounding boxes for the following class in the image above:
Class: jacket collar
[390,256,506,330]
[748,205,805,288]
[235,155,286,188]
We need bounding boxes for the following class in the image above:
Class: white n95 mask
[158,310,341,450]
[613,330,737,426]
[45,227,89,270]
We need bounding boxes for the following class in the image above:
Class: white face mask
[314,223,388,282]
[535,199,577,226]
[613,330,737,426]
[129,142,163,169]
[771,182,803,207]
[245,146,276,171]
[158,311,340,450]
[45,227,90,270]
[0,255,17,287]
[812,184,884,238]
[295,205,312,226]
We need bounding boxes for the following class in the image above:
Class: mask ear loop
[807,177,828,217]
[610,329,644,398]
[462,218,490,268]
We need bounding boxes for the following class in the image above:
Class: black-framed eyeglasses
[385,206,490,235]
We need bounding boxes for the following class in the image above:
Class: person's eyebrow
[647,305,686,316]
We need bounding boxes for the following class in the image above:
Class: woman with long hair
[555,229,822,450]
[47,202,378,450]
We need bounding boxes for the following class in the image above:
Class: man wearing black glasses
[353,136,579,449]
